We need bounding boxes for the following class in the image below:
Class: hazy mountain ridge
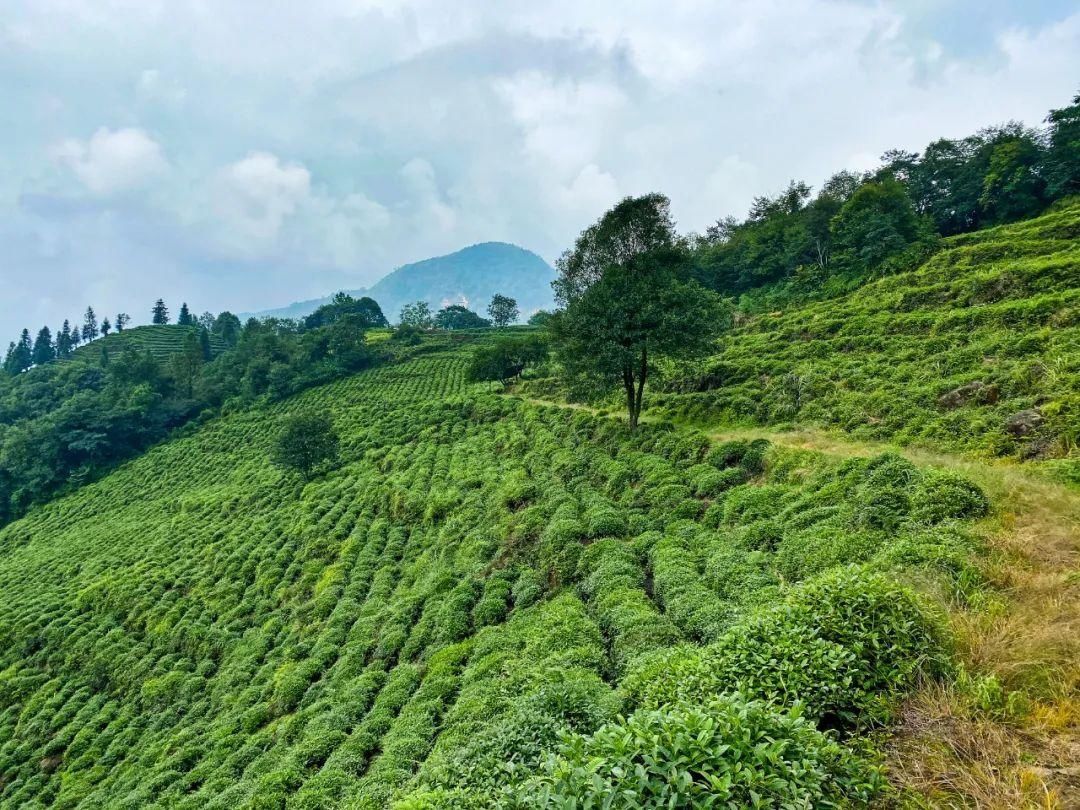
[246,241,555,322]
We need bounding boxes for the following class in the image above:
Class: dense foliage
[0,342,989,807]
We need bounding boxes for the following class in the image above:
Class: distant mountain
[247,242,556,323]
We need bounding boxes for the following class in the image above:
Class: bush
[519,694,883,808]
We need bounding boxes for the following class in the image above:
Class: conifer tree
[31,327,54,365]
[151,299,169,325]
[101,317,112,336]
[7,329,33,374]
[57,321,73,358]
[70,322,82,349]
[82,307,98,342]
[177,302,193,326]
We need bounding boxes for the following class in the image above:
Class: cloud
[51,127,168,196]
[1,1,1078,332]
[212,152,311,251]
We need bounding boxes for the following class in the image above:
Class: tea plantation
[0,340,997,808]
[649,200,1080,482]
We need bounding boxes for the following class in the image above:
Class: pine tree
[82,306,98,342]
[31,327,54,366]
[101,317,112,336]
[57,321,73,358]
[9,329,32,374]
[70,322,82,349]
[151,300,169,325]
[177,302,193,326]
[116,313,129,332]
[3,343,15,375]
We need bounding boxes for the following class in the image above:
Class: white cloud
[212,151,311,250]
[52,127,168,196]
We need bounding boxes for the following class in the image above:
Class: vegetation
[274,411,341,479]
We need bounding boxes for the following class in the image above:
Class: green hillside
[0,342,994,807]
[69,326,228,364]
[638,200,1080,482]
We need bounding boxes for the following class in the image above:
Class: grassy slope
[66,325,228,364]
[650,199,1080,482]
[0,342,994,808]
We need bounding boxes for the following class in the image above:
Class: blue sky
[1,0,1078,333]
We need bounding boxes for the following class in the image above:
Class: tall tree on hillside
[272,411,340,479]
[552,195,726,430]
[199,328,213,361]
[554,193,676,306]
[1045,94,1080,198]
[434,305,489,330]
[487,294,519,328]
[177,302,193,326]
[56,321,73,358]
[82,307,98,343]
[170,330,203,397]
[830,179,931,274]
[116,313,130,332]
[151,299,169,325]
[211,311,242,346]
[399,300,434,328]
[31,327,54,366]
[198,311,215,330]
[70,321,81,349]
[100,317,112,336]
[4,330,33,375]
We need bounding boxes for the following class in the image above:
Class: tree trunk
[623,367,637,430]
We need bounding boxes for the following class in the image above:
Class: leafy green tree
[198,311,216,330]
[305,293,388,330]
[151,299,169,325]
[100,317,112,336]
[272,411,340,479]
[527,310,554,327]
[199,328,213,361]
[399,300,434,328]
[554,193,676,306]
[434,305,489,330]
[487,294,519,327]
[177,302,193,326]
[467,334,548,384]
[554,249,725,430]
[115,313,130,332]
[830,178,930,274]
[212,311,242,346]
[170,331,204,397]
[82,307,98,342]
[31,327,54,366]
[1044,93,1080,199]
[979,131,1046,225]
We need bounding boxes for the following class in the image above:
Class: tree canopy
[272,411,340,479]
[487,294,519,327]
[434,305,490,330]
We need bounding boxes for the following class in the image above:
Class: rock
[938,381,1000,409]
[1004,409,1044,437]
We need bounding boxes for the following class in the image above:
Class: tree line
[511,93,1080,431]
[0,293,390,525]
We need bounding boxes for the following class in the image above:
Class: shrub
[519,694,883,808]
[912,469,990,523]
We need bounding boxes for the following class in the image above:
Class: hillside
[250,243,556,323]
[69,325,228,364]
[628,200,1080,483]
[0,339,1006,807]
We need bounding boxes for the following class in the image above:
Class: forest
[0,93,1077,807]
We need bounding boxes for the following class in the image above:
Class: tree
[70,322,82,349]
[199,328,213,361]
[31,327,54,366]
[116,313,130,332]
[151,299,169,325]
[467,334,548,384]
[56,321,73,358]
[399,301,434,328]
[100,317,112,336]
[1045,93,1080,199]
[82,307,98,343]
[304,293,388,330]
[554,232,725,429]
[527,310,554,327]
[830,179,930,274]
[487,294,519,327]
[198,311,216,330]
[211,312,242,346]
[177,302,193,326]
[979,130,1047,225]
[434,305,489,330]
[272,411,340,479]
[170,330,203,397]
[554,193,676,306]
[4,329,33,375]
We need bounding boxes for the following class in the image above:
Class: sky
[1,1,1078,334]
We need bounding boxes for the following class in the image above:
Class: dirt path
[517,396,1080,806]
